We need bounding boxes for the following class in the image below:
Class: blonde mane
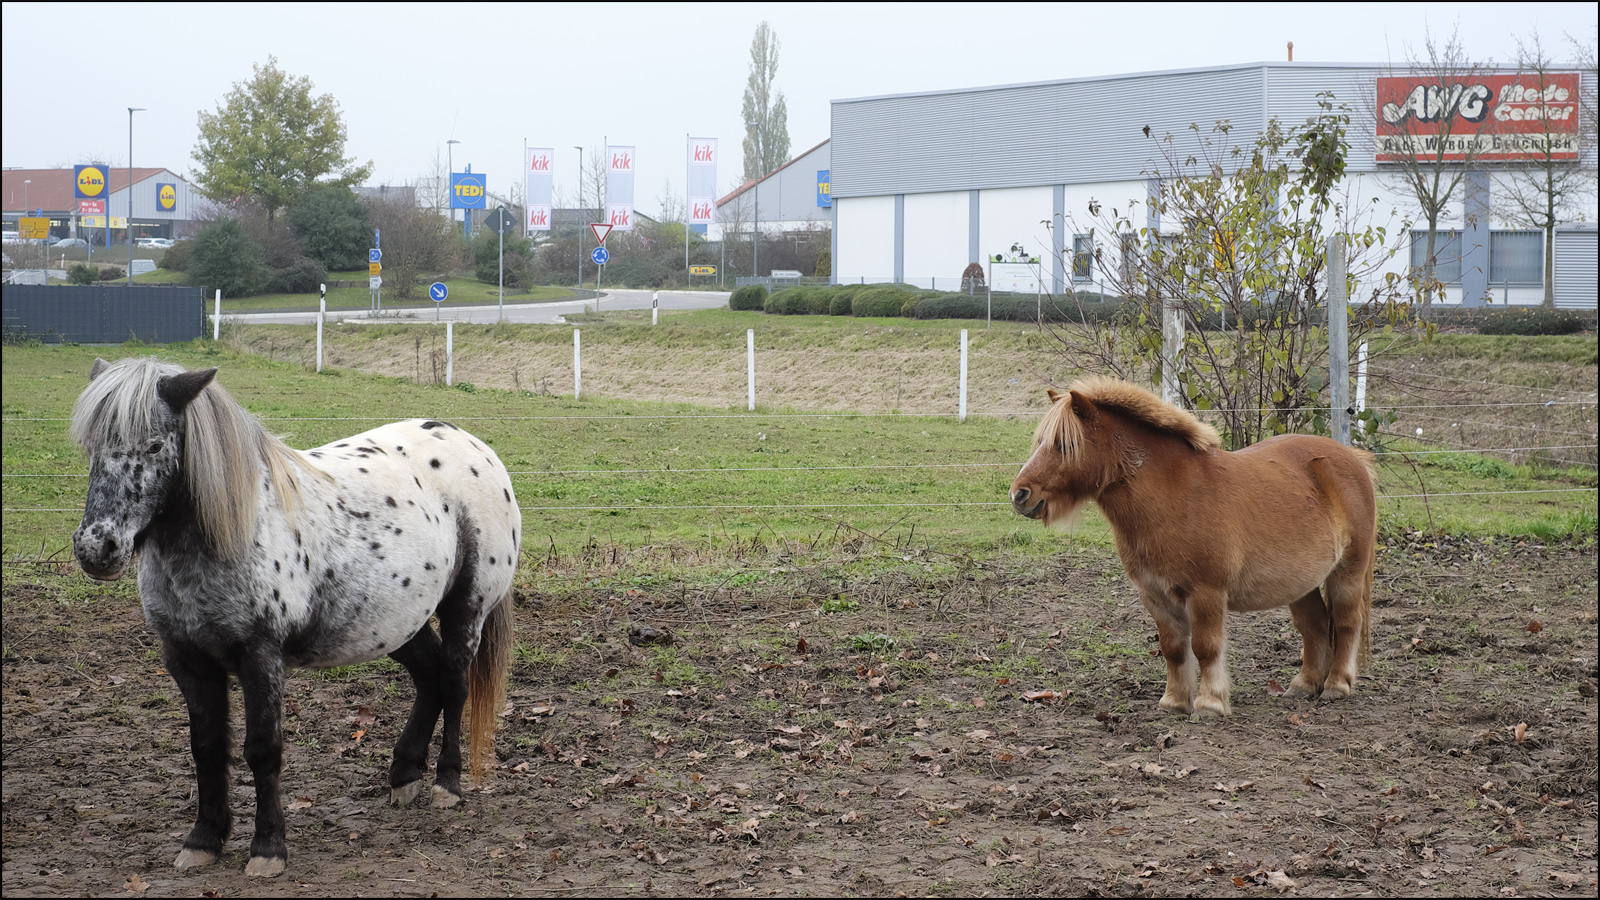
[1035,376,1220,455]
[70,358,322,559]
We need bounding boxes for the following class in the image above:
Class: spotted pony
[70,357,522,878]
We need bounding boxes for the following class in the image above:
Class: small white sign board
[989,262,1043,293]
[369,275,383,289]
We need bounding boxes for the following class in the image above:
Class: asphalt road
[225,289,730,326]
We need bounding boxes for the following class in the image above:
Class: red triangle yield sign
[590,223,612,245]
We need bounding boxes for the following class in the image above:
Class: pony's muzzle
[1011,487,1044,519]
[73,522,129,581]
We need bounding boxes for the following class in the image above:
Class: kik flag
[605,145,635,231]
[525,147,553,232]
[687,138,717,226]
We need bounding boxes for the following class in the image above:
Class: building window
[1072,234,1092,279]
[1410,230,1462,284]
[1489,231,1542,286]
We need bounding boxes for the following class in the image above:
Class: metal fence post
[316,289,325,373]
[747,329,755,411]
[574,329,582,399]
[445,321,454,387]
[213,289,221,340]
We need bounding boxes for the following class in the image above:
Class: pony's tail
[466,588,514,785]
[1358,452,1379,670]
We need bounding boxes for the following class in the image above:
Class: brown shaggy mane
[1067,375,1220,452]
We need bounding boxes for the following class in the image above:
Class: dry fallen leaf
[1527,619,1543,634]
[348,706,377,727]
[1266,678,1286,696]
[1512,722,1528,743]
[287,797,313,811]
[1266,870,1298,892]
[971,697,987,709]
[124,874,149,893]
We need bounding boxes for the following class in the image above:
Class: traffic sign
[486,207,516,236]
[369,275,383,289]
[369,248,381,263]
[689,265,716,275]
[589,223,612,245]
[591,246,610,266]
[19,217,49,240]
[429,282,449,303]
[369,262,382,275]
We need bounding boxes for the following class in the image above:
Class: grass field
[3,323,1594,564]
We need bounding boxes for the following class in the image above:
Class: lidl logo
[157,183,177,211]
[75,165,108,199]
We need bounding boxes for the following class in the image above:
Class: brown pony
[1010,377,1377,716]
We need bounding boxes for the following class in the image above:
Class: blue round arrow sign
[591,246,610,266]
[429,282,449,303]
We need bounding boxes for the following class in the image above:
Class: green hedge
[765,287,832,315]
[852,287,915,317]
[912,292,1130,324]
[1429,306,1597,335]
[729,284,768,311]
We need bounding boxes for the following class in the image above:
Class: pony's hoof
[1320,681,1352,701]
[1285,677,1321,699]
[430,785,462,809]
[1158,694,1194,714]
[174,848,218,869]
[391,780,424,806]
[1193,696,1231,717]
[245,855,286,878]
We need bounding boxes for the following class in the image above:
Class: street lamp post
[745,121,761,281]
[574,145,584,290]
[446,139,460,229]
[128,107,145,286]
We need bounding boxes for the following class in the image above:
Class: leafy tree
[1052,96,1430,449]
[290,187,371,271]
[187,219,267,298]
[192,56,374,222]
[472,229,533,287]
[741,22,791,180]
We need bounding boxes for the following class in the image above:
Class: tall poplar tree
[741,22,791,181]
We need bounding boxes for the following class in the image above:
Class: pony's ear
[157,367,219,411]
[89,358,111,381]
[1046,388,1064,403]
[1068,389,1096,420]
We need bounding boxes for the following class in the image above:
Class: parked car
[136,237,175,249]
[50,238,89,251]
[1,231,22,244]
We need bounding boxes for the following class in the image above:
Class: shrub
[767,287,831,315]
[67,263,97,285]
[289,187,371,271]
[828,290,853,316]
[158,240,192,272]
[1473,308,1592,336]
[729,284,768,311]
[851,287,914,317]
[960,262,986,292]
[188,219,268,298]
[814,248,832,277]
[266,255,327,294]
[603,256,670,289]
[97,266,125,281]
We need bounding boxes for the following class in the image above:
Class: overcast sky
[3,2,1594,216]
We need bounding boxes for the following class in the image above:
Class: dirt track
[2,537,1596,897]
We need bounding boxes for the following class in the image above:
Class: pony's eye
[146,441,165,455]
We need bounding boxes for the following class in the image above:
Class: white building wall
[977,186,1053,263]
[1060,181,1146,287]
[902,191,969,288]
[834,195,896,284]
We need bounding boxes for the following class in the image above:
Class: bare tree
[366,193,459,298]
[656,178,684,224]
[740,21,791,180]
[1370,27,1497,309]
[1493,31,1594,308]
[580,146,607,221]
[420,149,449,212]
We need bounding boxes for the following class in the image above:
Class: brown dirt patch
[3,539,1596,897]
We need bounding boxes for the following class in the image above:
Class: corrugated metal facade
[1553,228,1598,309]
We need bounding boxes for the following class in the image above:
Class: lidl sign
[75,164,109,199]
[156,182,177,211]
[450,172,488,210]
[689,265,716,275]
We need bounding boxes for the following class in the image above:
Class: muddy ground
[3,536,1596,898]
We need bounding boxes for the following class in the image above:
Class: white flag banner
[606,145,635,231]
[525,147,553,232]
[687,137,717,225]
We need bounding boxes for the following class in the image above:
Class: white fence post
[1160,295,1184,406]
[1328,234,1350,445]
[445,321,454,387]
[747,329,755,411]
[652,291,659,326]
[213,289,221,340]
[316,289,325,373]
[959,329,968,421]
[1355,340,1369,416]
[573,329,582,399]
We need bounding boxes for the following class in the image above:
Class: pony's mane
[70,357,321,559]
[1035,375,1221,455]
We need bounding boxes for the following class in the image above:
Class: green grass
[2,331,1593,562]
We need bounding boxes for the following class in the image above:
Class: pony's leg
[1287,588,1332,698]
[236,653,288,878]
[428,614,480,808]
[388,624,445,806]
[1320,567,1368,700]
[1189,589,1232,717]
[164,646,231,869]
[1137,589,1196,714]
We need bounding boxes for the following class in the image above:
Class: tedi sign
[1376,73,1581,163]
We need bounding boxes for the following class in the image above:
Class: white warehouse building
[826,61,1597,308]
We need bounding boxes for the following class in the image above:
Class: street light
[128,107,144,286]
[574,145,584,289]
[446,139,460,227]
[745,121,761,280]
